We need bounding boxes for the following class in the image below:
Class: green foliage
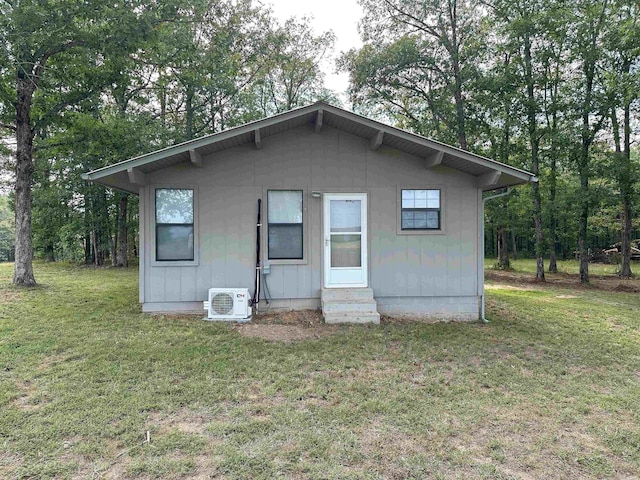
[0,0,338,264]
[342,0,640,260]
[0,195,13,261]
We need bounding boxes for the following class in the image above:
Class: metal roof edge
[83,103,320,181]
[317,103,536,182]
[83,100,536,183]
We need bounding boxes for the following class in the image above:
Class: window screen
[268,190,303,260]
[155,188,194,261]
[401,189,441,230]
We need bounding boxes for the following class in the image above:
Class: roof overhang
[82,101,537,194]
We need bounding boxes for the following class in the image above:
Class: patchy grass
[1,261,639,479]
[486,258,640,293]
[486,257,628,276]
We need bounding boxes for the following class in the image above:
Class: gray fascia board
[319,104,537,182]
[84,100,536,185]
[83,103,320,181]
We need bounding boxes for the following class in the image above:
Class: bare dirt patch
[37,352,72,371]
[253,309,324,325]
[486,269,640,292]
[234,309,340,342]
[0,453,23,479]
[147,407,216,436]
[446,404,639,479]
[10,379,42,411]
[0,289,21,304]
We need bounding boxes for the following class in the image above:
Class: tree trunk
[578,158,590,283]
[84,233,92,264]
[92,230,98,266]
[116,195,128,267]
[576,1,608,284]
[185,84,194,140]
[511,230,517,259]
[44,244,55,262]
[620,197,633,277]
[497,227,510,269]
[92,229,104,266]
[548,155,558,273]
[549,240,558,273]
[160,82,167,129]
[111,232,117,266]
[444,0,467,150]
[523,30,545,281]
[619,73,633,278]
[13,76,37,286]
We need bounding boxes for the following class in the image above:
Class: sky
[266,0,364,101]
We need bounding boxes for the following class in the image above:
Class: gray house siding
[140,124,481,319]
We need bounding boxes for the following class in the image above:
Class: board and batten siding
[141,124,480,316]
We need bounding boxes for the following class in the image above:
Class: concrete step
[321,299,378,313]
[324,310,381,325]
[321,288,374,302]
[321,288,380,324]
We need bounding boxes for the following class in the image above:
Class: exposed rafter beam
[127,167,147,186]
[370,130,384,150]
[84,103,536,186]
[424,151,444,169]
[189,149,203,168]
[315,109,323,133]
[254,128,262,150]
[476,170,501,189]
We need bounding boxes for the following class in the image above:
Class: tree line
[1,0,335,283]
[0,0,638,286]
[339,0,639,281]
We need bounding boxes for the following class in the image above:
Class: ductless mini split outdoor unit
[203,288,252,321]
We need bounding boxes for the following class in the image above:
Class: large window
[268,190,303,260]
[155,188,194,261]
[401,189,441,230]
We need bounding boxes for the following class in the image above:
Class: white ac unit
[203,288,252,321]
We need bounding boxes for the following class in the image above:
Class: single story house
[82,101,536,323]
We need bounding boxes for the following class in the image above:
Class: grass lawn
[486,258,624,276]
[1,261,639,479]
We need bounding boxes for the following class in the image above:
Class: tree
[539,1,571,273]
[0,0,173,284]
[490,0,550,281]
[569,0,611,283]
[0,195,14,262]
[255,18,336,114]
[605,0,639,277]
[340,0,487,149]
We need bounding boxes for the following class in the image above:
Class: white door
[323,193,368,288]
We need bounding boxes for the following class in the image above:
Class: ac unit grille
[211,293,234,315]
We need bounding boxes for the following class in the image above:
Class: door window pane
[330,200,361,232]
[331,234,362,267]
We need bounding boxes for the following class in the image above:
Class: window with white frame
[155,188,194,261]
[401,189,441,230]
[267,190,303,260]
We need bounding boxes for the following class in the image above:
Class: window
[155,188,194,261]
[401,189,441,230]
[268,190,303,260]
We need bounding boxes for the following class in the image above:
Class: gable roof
[82,101,537,193]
